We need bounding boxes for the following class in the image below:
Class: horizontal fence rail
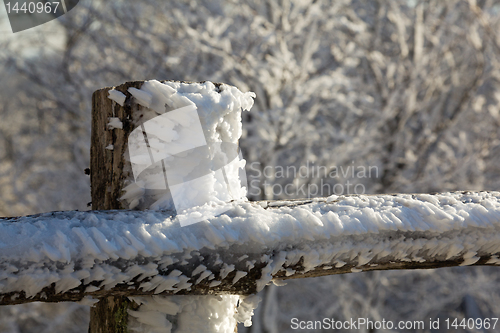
[1,191,500,305]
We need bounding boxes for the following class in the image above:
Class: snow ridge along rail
[1,191,500,305]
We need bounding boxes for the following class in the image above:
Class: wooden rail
[1,192,499,306]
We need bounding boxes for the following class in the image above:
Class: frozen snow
[108,89,126,106]
[1,191,500,330]
[107,117,123,129]
[0,191,499,304]
[128,294,261,333]
[119,80,255,225]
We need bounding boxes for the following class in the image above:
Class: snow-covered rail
[1,191,500,306]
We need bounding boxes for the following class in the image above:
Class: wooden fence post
[89,81,144,332]
[88,80,253,332]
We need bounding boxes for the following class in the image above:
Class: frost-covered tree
[1,0,500,332]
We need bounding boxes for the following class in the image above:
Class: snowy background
[0,0,500,332]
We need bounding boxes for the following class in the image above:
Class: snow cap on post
[101,80,255,226]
